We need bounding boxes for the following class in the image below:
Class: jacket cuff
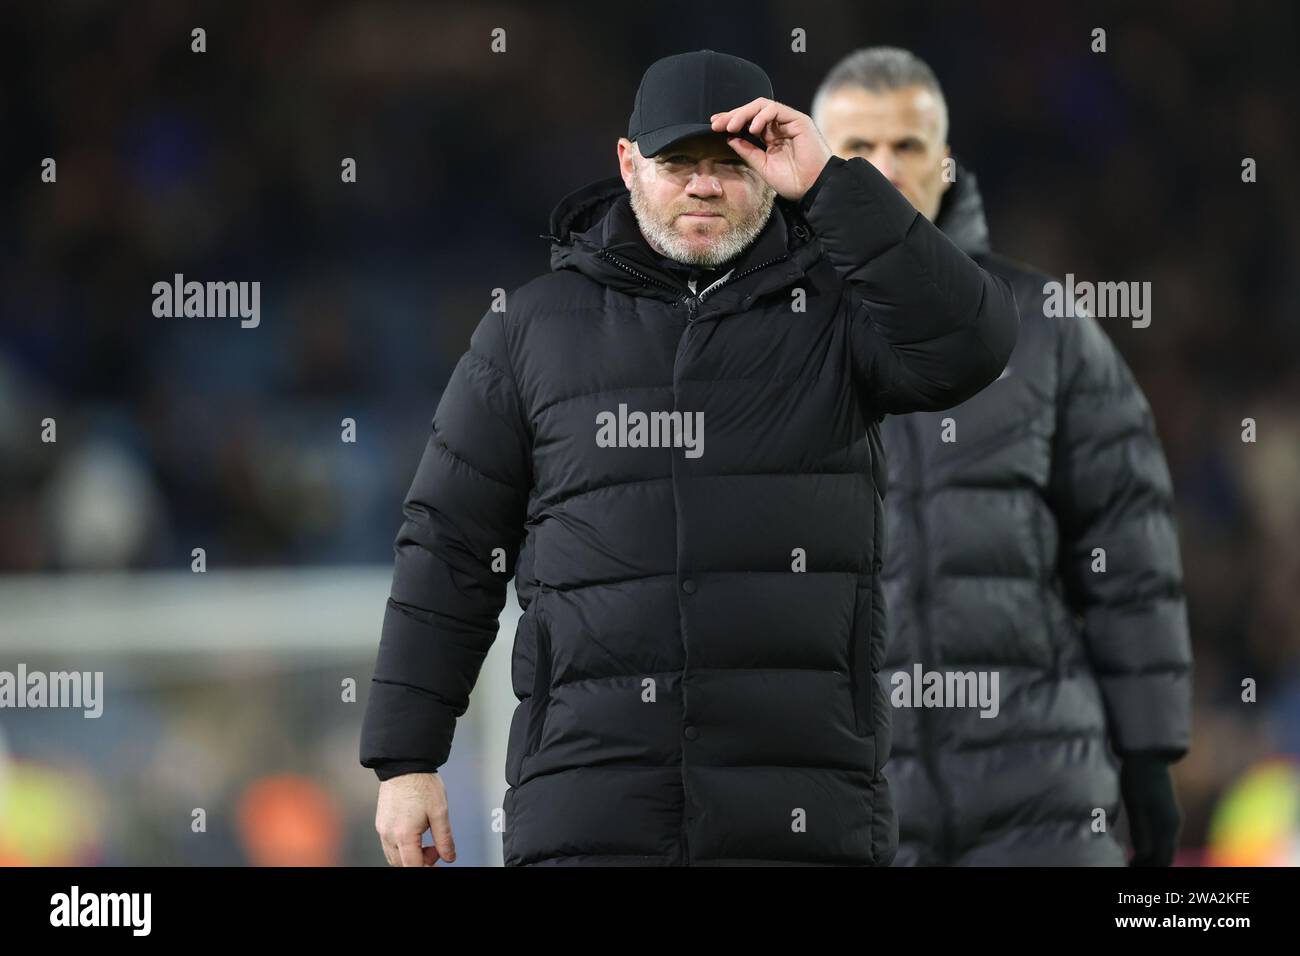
[797,155,922,271]
[359,679,457,772]
[797,157,837,215]
[372,760,443,782]
[1099,669,1191,760]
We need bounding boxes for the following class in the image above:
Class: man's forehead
[823,85,943,137]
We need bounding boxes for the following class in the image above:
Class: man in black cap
[362,49,1020,866]
[620,50,781,299]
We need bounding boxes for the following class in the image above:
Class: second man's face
[815,84,951,221]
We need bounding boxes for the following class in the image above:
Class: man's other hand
[375,772,457,866]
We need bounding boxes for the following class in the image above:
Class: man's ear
[617,138,638,190]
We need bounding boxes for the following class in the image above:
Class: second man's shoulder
[976,251,1068,334]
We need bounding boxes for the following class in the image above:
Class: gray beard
[629,177,777,269]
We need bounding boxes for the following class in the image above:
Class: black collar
[545,174,820,313]
[933,157,992,257]
[601,190,789,289]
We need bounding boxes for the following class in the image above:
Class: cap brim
[635,122,766,158]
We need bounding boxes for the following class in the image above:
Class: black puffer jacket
[360,155,1019,865]
[881,163,1193,865]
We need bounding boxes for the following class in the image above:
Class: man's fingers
[429,806,457,863]
[721,107,752,134]
[712,99,800,138]
[725,135,765,168]
[724,104,764,135]
[375,816,399,865]
[377,830,447,866]
[396,836,425,868]
[748,103,781,137]
[711,97,767,117]
[711,97,769,134]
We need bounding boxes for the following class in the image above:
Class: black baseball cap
[628,49,773,158]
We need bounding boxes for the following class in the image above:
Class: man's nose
[868,150,903,188]
[685,170,724,195]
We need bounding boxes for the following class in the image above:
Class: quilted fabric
[882,164,1192,866]
[360,155,1019,865]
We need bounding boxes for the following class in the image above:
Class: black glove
[1120,752,1182,866]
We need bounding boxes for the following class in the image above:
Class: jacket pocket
[505,610,552,786]
[522,609,553,764]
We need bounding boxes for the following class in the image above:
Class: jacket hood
[542,173,820,308]
[934,158,991,257]
[546,175,630,249]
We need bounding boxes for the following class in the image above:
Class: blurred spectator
[236,774,342,866]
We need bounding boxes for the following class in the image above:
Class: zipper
[598,248,791,324]
[600,244,783,865]
[597,244,789,866]
[902,416,958,865]
[697,254,790,303]
[597,248,684,293]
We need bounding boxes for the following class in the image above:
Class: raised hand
[710,97,833,202]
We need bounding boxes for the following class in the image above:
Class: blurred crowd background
[1,1,1297,865]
